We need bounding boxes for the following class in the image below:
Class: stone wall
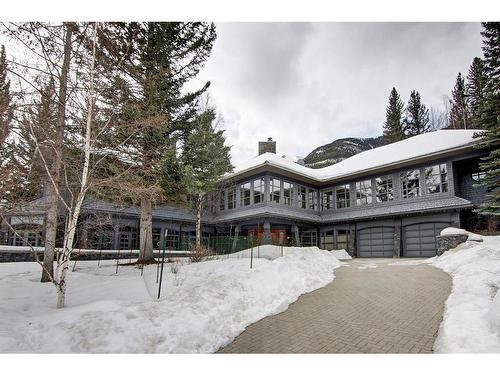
[436,234,468,256]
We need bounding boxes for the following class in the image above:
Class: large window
[165,230,180,249]
[301,230,317,247]
[401,170,421,199]
[336,184,350,208]
[298,186,307,209]
[240,182,251,207]
[375,175,394,202]
[283,181,294,206]
[227,187,236,209]
[308,189,318,210]
[269,178,281,204]
[253,178,265,204]
[320,190,333,211]
[219,191,225,211]
[356,180,372,206]
[336,230,349,250]
[425,164,448,194]
[320,230,334,250]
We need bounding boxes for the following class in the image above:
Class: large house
[0,129,492,258]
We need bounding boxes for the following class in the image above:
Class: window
[165,230,180,249]
[426,164,448,194]
[356,180,372,206]
[308,189,318,210]
[320,191,333,211]
[283,181,294,206]
[227,187,236,209]
[336,184,350,208]
[320,230,334,250]
[253,178,264,204]
[375,175,394,202]
[219,191,225,211]
[240,182,251,206]
[298,186,307,209]
[401,170,420,199]
[301,230,317,247]
[471,171,486,182]
[269,178,281,204]
[336,230,348,250]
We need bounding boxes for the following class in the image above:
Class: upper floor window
[227,187,236,209]
[253,178,264,204]
[471,171,486,182]
[401,170,420,199]
[375,175,394,202]
[426,164,448,194]
[219,191,225,211]
[298,186,307,209]
[320,190,333,211]
[336,184,350,209]
[283,181,294,206]
[240,182,251,207]
[308,189,317,211]
[356,180,372,206]
[269,178,281,204]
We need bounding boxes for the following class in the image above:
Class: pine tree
[172,106,233,246]
[383,87,405,144]
[95,22,217,262]
[466,57,486,128]
[0,45,14,148]
[474,23,500,217]
[448,72,470,129]
[404,90,430,136]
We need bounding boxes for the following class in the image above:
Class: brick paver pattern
[218,259,452,354]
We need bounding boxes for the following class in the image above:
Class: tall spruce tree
[383,87,405,144]
[95,22,217,262]
[474,22,500,217]
[404,90,430,136]
[173,106,233,247]
[466,57,486,128]
[448,72,470,129]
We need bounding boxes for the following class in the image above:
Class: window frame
[375,175,394,203]
[240,181,251,207]
[355,179,372,206]
[269,177,281,204]
[253,178,265,204]
[320,190,333,211]
[401,169,421,199]
[425,163,448,194]
[336,184,351,209]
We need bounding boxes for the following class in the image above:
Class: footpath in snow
[0,245,341,353]
[429,229,500,353]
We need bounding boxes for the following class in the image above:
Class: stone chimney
[258,137,276,155]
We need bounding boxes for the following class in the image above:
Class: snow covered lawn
[0,245,341,353]
[430,230,500,353]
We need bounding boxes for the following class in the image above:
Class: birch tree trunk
[41,23,74,282]
[196,193,202,247]
[138,197,154,263]
[55,23,97,308]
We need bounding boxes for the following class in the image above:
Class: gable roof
[227,129,481,183]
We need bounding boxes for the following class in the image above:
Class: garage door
[357,227,394,258]
[403,222,450,257]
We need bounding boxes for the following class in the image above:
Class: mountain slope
[302,136,384,169]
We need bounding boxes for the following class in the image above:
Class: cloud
[189,22,483,166]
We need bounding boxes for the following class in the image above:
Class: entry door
[357,227,395,258]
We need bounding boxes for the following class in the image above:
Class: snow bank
[440,227,483,242]
[330,249,352,260]
[430,234,500,353]
[0,246,340,353]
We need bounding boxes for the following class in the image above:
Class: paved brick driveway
[218,259,451,354]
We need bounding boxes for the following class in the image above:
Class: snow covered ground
[0,246,341,353]
[429,231,500,353]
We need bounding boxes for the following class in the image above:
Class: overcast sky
[188,22,483,166]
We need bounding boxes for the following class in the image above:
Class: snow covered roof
[227,130,481,182]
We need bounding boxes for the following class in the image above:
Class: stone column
[262,220,271,245]
[394,220,402,258]
[292,224,300,247]
[231,224,240,252]
[348,223,356,257]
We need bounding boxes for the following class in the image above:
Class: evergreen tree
[96,22,217,262]
[474,23,500,217]
[466,57,486,128]
[383,87,405,144]
[448,72,470,129]
[404,90,430,136]
[172,106,233,246]
[0,45,14,148]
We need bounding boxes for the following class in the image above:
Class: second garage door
[403,222,450,257]
[357,226,395,258]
